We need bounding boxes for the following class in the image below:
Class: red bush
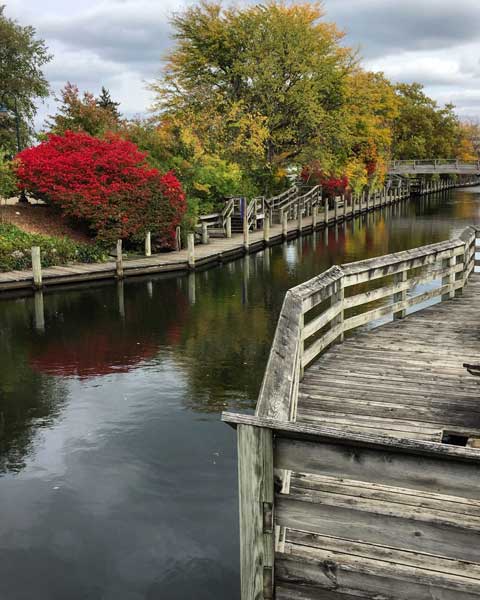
[301,163,349,198]
[16,131,186,246]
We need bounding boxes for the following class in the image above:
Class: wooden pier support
[187,233,195,269]
[31,246,42,289]
[226,216,232,239]
[145,231,151,257]
[237,425,274,600]
[202,222,209,245]
[116,240,123,279]
[282,211,288,240]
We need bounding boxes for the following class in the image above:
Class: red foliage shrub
[301,163,349,198]
[16,131,186,246]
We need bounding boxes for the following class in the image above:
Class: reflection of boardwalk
[224,227,480,600]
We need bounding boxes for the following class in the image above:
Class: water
[0,188,479,600]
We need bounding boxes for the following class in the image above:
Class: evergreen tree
[96,87,121,119]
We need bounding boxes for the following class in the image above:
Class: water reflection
[0,187,479,599]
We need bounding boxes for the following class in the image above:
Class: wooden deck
[224,226,480,600]
[297,276,480,442]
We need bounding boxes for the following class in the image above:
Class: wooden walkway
[297,276,480,442]
[224,226,480,600]
[0,176,468,294]
[0,213,322,292]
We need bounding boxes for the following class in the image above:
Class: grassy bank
[0,223,107,272]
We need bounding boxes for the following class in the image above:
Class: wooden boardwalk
[0,176,465,294]
[297,276,480,442]
[224,226,480,600]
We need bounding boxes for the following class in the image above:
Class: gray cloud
[4,0,480,122]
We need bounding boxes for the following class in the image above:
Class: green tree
[392,83,462,159]
[0,5,51,153]
[45,82,121,137]
[151,1,354,192]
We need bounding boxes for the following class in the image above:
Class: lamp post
[0,95,28,203]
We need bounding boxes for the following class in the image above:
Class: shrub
[15,131,186,246]
[0,223,106,272]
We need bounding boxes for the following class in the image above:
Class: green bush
[0,223,107,272]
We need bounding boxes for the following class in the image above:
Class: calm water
[1,187,479,600]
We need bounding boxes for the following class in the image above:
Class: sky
[4,0,480,127]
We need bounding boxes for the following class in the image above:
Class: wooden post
[312,205,317,229]
[332,276,344,343]
[263,215,270,245]
[324,198,329,225]
[145,231,151,257]
[116,239,123,279]
[442,253,456,300]
[393,270,408,320]
[226,216,232,239]
[297,199,303,233]
[334,197,339,222]
[187,233,195,269]
[202,222,209,245]
[237,425,274,600]
[31,246,42,289]
[282,211,288,239]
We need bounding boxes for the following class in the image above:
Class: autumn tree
[46,82,121,137]
[0,5,51,153]
[151,1,355,192]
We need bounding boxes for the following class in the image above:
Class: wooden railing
[255,226,478,423]
[224,225,480,600]
[389,159,480,174]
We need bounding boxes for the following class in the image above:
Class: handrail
[256,226,478,424]
[389,159,480,173]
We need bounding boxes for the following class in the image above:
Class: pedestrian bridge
[224,226,480,600]
[389,159,480,175]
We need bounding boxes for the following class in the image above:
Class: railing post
[393,270,407,319]
[202,222,209,245]
[31,246,42,289]
[324,198,329,225]
[312,204,317,229]
[116,240,123,279]
[187,233,195,269]
[237,424,274,600]
[226,216,232,239]
[442,252,456,301]
[263,215,270,245]
[334,197,339,221]
[297,198,303,233]
[332,273,345,343]
[145,231,151,257]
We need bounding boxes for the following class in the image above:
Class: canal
[0,187,479,600]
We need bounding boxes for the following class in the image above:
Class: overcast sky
[4,0,480,127]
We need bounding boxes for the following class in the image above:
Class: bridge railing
[255,226,478,423]
[389,159,480,173]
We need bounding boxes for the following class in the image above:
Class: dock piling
[31,246,42,289]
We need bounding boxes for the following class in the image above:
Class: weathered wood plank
[238,425,274,600]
